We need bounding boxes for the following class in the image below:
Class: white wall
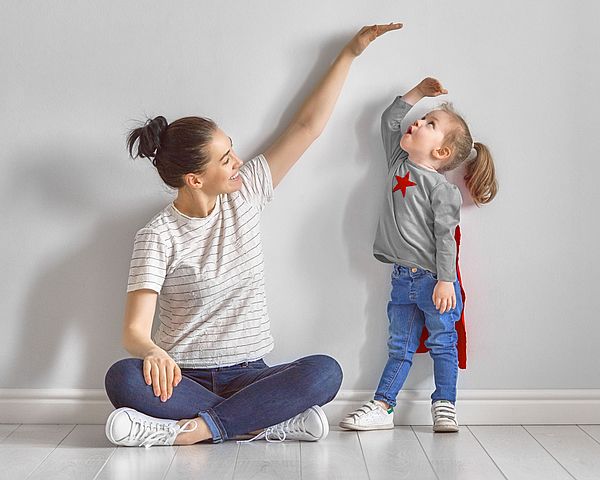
[1,0,598,395]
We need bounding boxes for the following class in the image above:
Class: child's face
[400,110,455,161]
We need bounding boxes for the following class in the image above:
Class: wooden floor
[1,424,600,480]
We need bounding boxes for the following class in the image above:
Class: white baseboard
[1,389,599,425]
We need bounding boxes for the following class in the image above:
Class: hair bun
[127,116,168,160]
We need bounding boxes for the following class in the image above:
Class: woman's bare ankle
[174,417,212,445]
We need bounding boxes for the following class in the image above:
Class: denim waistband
[393,264,434,278]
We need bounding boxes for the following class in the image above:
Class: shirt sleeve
[238,154,274,212]
[381,96,413,167]
[430,182,462,282]
[126,228,170,293]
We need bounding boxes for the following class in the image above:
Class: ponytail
[464,142,498,206]
[126,116,217,189]
[435,103,498,206]
[127,116,168,163]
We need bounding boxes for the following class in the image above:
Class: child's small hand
[417,77,448,97]
[432,281,456,314]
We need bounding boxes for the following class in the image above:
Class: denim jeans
[105,354,342,443]
[374,264,463,406]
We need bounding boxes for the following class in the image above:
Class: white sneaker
[238,405,329,443]
[339,400,394,431]
[105,407,197,448]
[431,400,459,432]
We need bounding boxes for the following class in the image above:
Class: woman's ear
[183,172,203,189]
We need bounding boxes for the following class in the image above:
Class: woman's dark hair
[127,116,218,188]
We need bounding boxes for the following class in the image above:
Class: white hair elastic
[466,142,476,161]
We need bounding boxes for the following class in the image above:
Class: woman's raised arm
[264,23,402,188]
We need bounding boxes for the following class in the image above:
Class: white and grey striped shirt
[127,154,275,368]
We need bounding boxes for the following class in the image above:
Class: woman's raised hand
[417,77,448,97]
[344,23,403,57]
[143,346,182,402]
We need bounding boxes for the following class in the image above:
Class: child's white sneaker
[105,407,197,448]
[431,400,459,432]
[239,405,329,443]
[339,400,394,431]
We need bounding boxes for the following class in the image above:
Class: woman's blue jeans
[105,354,342,443]
[374,265,463,406]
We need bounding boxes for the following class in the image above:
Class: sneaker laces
[238,414,307,444]
[130,418,197,449]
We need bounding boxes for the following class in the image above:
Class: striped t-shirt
[127,154,275,368]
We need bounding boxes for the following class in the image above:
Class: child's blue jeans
[374,264,463,406]
[105,354,342,443]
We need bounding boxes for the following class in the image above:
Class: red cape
[415,225,467,369]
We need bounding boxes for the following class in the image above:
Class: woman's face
[200,128,244,195]
[400,110,455,160]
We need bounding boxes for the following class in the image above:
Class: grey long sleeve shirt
[373,96,462,282]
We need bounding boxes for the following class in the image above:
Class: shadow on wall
[3,146,166,389]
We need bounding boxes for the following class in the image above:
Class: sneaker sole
[433,424,459,433]
[338,421,394,431]
[105,407,130,444]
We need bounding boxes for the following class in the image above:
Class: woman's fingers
[174,364,182,387]
[151,363,161,397]
[143,358,152,385]
[166,366,174,400]
[159,363,168,401]
[373,22,403,37]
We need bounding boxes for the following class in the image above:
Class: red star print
[393,172,417,197]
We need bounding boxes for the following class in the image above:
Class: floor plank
[413,425,506,480]
[95,445,177,480]
[468,426,573,480]
[300,430,369,480]
[358,427,437,480]
[525,425,600,480]
[579,425,600,444]
[0,424,19,442]
[163,441,238,480]
[234,441,300,480]
[27,425,115,480]
[0,424,75,480]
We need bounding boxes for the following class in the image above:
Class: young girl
[102,24,402,448]
[340,77,497,432]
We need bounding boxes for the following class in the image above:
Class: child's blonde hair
[436,103,498,206]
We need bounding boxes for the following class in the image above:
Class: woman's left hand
[344,23,403,57]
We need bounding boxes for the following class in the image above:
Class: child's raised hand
[432,281,456,314]
[343,23,403,57]
[417,77,448,97]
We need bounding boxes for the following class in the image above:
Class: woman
[104,23,402,447]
